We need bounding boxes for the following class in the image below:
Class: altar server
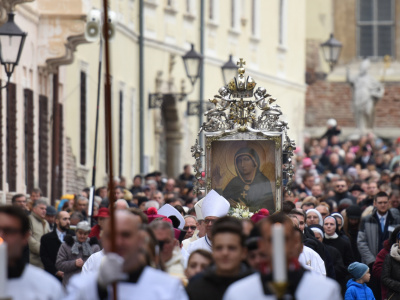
[64,211,188,300]
[0,205,64,299]
[223,213,341,300]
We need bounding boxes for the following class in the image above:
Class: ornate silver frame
[191,59,295,213]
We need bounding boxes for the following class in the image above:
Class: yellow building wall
[63,0,306,187]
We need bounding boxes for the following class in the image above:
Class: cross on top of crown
[237,58,246,68]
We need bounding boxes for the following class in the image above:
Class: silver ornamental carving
[192,58,296,195]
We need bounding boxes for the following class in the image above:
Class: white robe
[6,264,64,299]
[223,272,342,300]
[182,231,200,250]
[82,249,105,274]
[298,246,326,276]
[65,266,188,300]
[187,235,212,254]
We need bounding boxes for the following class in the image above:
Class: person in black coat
[186,217,253,300]
[381,235,400,300]
[323,215,354,268]
[40,211,74,281]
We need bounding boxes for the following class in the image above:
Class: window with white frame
[119,90,124,177]
[358,0,394,57]
[230,0,239,30]
[209,0,214,20]
[278,0,287,46]
[251,0,260,37]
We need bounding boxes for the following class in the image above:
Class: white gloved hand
[97,253,128,288]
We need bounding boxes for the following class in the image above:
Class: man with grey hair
[29,199,50,268]
[145,200,160,210]
[150,220,185,279]
[114,199,129,210]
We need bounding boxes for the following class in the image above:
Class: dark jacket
[328,192,357,205]
[381,250,400,300]
[346,226,362,263]
[357,209,400,265]
[326,244,348,285]
[40,229,75,279]
[186,264,253,300]
[324,235,355,268]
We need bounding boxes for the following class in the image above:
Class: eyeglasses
[204,219,217,225]
[183,226,197,231]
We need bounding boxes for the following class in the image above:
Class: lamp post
[149,43,202,108]
[320,33,342,72]
[0,12,27,89]
[221,54,237,85]
[182,43,203,87]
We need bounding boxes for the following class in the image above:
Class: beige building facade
[1,0,307,202]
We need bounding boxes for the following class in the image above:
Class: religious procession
[1,0,400,300]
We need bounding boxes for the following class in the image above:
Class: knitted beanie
[348,262,368,280]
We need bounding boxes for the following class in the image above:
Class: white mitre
[194,199,204,221]
[158,204,185,230]
[201,190,230,218]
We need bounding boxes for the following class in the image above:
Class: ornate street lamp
[221,55,237,85]
[0,12,27,88]
[182,43,203,86]
[320,33,342,72]
[149,44,202,109]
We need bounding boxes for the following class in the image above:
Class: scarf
[71,236,93,257]
[324,233,338,239]
[390,244,400,262]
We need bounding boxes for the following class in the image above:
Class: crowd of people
[2,126,400,299]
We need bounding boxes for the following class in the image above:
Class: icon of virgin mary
[222,147,274,212]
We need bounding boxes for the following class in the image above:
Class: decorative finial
[237,58,246,68]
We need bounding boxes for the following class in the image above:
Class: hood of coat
[346,278,367,289]
[390,243,400,262]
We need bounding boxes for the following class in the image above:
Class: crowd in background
[4,119,400,299]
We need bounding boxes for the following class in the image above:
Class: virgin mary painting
[222,147,274,212]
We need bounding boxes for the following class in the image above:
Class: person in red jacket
[89,207,109,240]
[372,226,400,300]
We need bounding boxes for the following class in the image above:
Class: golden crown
[227,58,257,98]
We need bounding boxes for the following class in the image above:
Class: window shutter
[39,95,49,197]
[7,83,17,192]
[24,89,34,193]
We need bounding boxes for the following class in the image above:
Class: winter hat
[46,206,57,216]
[250,208,270,224]
[94,207,110,219]
[346,205,362,219]
[349,184,363,193]
[327,118,337,127]
[302,157,313,168]
[76,221,91,232]
[348,262,369,280]
[145,207,166,223]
